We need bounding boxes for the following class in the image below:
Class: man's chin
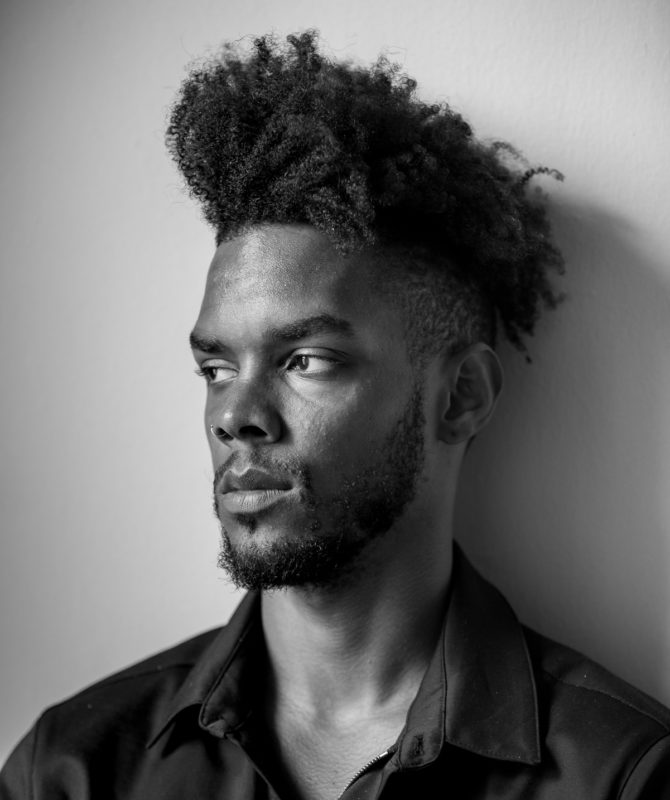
[216,524,367,592]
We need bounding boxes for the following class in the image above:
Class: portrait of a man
[2,7,670,800]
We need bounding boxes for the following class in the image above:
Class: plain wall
[1,0,669,762]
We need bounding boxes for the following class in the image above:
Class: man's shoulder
[31,625,224,749]
[0,626,231,797]
[524,626,670,742]
[57,626,221,706]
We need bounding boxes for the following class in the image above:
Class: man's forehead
[203,224,379,304]
[194,224,407,346]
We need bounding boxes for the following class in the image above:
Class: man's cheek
[300,432,375,491]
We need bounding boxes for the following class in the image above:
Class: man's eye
[285,354,339,376]
[195,364,236,384]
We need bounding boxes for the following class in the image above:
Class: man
[2,31,669,799]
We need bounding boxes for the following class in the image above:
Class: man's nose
[208,377,282,445]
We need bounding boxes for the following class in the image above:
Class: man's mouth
[218,468,296,514]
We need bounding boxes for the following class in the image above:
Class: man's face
[190,224,429,590]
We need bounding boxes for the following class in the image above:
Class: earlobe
[438,344,503,445]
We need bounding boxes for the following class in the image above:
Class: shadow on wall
[456,198,670,706]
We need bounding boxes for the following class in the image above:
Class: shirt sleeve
[619,734,670,800]
[0,723,37,800]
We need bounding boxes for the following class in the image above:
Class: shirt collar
[146,589,262,747]
[147,545,540,766]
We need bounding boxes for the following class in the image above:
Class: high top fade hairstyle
[166,30,564,361]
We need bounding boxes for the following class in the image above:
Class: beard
[214,383,426,591]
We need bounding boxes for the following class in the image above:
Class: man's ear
[437,343,503,444]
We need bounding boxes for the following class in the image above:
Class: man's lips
[218,468,296,514]
[220,468,293,493]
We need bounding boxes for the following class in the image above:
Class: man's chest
[260,713,402,800]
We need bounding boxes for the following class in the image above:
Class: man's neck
[255,489,456,800]
[260,525,453,723]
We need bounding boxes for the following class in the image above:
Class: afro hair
[166,30,564,355]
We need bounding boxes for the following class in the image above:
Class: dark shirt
[2,546,670,799]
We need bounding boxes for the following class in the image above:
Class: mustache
[213,451,311,493]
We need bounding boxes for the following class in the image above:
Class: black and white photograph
[1,0,670,796]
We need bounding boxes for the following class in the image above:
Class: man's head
[171,31,563,590]
[190,224,501,590]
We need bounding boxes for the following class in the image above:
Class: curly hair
[166,30,564,356]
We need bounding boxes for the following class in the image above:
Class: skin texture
[190,223,503,800]
[214,376,427,589]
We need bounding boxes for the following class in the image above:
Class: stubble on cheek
[212,381,426,590]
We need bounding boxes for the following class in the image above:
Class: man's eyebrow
[267,314,354,343]
[189,330,226,353]
[189,314,354,353]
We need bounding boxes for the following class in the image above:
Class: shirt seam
[616,732,670,800]
[97,661,196,687]
[541,670,670,733]
[442,739,535,762]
